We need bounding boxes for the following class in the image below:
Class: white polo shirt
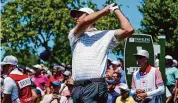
[68,28,118,81]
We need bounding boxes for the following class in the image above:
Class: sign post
[158,35,166,103]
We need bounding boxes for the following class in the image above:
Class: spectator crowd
[1,52,178,103]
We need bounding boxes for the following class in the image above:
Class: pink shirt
[34,75,48,90]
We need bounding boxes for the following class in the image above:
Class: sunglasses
[136,56,145,59]
[2,64,10,68]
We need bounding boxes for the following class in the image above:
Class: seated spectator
[107,80,120,103]
[42,81,67,103]
[35,89,42,103]
[115,83,135,103]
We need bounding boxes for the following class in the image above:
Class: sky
[0,0,143,60]
[90,0,143,30]
[88,0,143,60]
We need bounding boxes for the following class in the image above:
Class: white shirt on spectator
[68,28,118,81]
[42,94,67,103]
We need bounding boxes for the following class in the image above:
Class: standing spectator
[107,80,120,103]
[106,58,113,74]
[33,64,48,96]
[165,55,178,94]
[131,50,165,103]
[46,64,65,94]
[115,83,135,103]
[111,60,126,83]
[59,70,72,94]
[105,71,112,81]
[111,72,125,94]
[68,2,134,103]
[1,55,35,103]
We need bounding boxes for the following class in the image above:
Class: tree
[138,0,178,60]
[1,0,124,66]
[1,0,76,65]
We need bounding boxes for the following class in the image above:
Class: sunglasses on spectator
[136,56,145,59]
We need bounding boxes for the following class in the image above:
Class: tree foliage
[138,0,178,60]
[1,0,125,65]
[1,0,75,65]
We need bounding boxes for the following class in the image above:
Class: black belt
[74,78,105,86]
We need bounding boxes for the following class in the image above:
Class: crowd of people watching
[0,52,178,103]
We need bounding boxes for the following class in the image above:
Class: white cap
[42,66,48,71]
[133,50,149,58]
[165,55,173,60]
[47,70,52,76]
[119,83,130,92]
[173,59,178,66]
[33,64,42,70]
[70,8,94,18]
[0,55,18,66]
[54,65,65,71]
[63,70,72,76]
[111,60,120,65]
[29,69,36,73]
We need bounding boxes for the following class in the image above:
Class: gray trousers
[72,82,108,103]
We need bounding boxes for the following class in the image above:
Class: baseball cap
[33,64,42,70]
[29,69,36,73]
[52,81,61,87]
[63,70,72,77]
[0,55,18,66]
[70,7,94,18]
[111,60,120,65]
[165,55,173,60]
[119,83,130,92]
[35,89,42,96]
[53,64,65,71]
[107,80,117,85]
[42,66,48,71]
[133,50,149,58]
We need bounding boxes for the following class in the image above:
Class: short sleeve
[68,28,78,47]
[3,77,16,94]
[108,30,118,50]
[155,68,163,85]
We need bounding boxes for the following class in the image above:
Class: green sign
[124,34,155,87]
